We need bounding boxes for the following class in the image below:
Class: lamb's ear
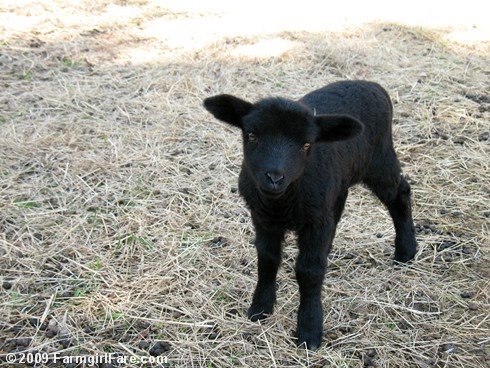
[203,94,253,128]
[314,114,364,142]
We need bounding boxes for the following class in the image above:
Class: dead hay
[0,2,489,367]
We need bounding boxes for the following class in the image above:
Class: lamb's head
[203,94,363,198]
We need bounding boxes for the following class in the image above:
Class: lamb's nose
[266,171,285,185]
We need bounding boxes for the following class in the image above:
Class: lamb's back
[299,80,392,140]
[300,81,394,188]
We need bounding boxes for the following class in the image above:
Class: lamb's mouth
[258,187,286,199]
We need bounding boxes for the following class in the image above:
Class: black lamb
[203,80,417,350]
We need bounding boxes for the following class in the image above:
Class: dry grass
[1,1,489,367]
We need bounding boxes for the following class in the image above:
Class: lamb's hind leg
[364,154,417,262]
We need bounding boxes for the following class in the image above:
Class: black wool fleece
[203,80,417,350]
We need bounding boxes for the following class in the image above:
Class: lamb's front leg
[295,221,335,350]
[248,223,285,321]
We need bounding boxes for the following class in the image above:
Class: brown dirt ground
[0,1,489,367]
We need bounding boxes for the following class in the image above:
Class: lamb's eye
[248,133,258,142]
[301,143,311,152]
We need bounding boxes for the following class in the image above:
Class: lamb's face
[203,94,364,199]
[240,99,316,198]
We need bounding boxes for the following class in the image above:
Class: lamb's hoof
[394,240,417,264]
[295,330,322,351]
[394,249,416,264]
[247,304,272,322]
